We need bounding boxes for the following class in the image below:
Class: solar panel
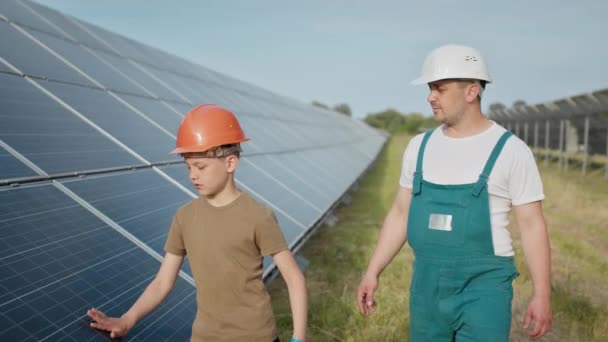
[143,69,204,104]
[1,0,388,340]
[118,93,183,134]
[0,184,196,341]
[89,50,188,103]
[60,170,192,265]
[279,152,344,199]
[0,73,140,177]
[0,20,95,86]
[41,81,180,163]
[27,28,151,96]
[74,20,175,73]
[0,0,66,37]
[236,159,322,227]
[0,146,36,180]
[248,154,334,210]
[16,1,111,52]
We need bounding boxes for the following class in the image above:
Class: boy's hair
[181,144,241,159]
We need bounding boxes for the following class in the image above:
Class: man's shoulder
[405,130,431,150]
[502,129,534,156]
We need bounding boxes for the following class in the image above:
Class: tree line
[312,99,529,134]
[311,100,437,134]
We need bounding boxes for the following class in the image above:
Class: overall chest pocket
[421,192,472,248]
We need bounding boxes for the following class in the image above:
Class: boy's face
[184,155,238,197]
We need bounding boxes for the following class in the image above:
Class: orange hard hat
[170,104,250,155]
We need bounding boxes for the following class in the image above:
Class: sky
[33,0,608,118]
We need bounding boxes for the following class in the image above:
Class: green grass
[509,159,608,342]
[269,134,608,341]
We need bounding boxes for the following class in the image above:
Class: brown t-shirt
[164,192,288,342]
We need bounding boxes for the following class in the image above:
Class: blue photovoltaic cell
[74,19,175,72]
[0,184,196,342]
[238,116,316,154]
[41,80,181,163]
[224,89,258,113]
[0,20,96,87]
[27,28,151,96]
[0,146,36,180]
[155,163,194,194]
[309,148,354,186]
[60,170,192,262]
[0,73,141,175]
[234,116,275,154]
[22,1,112,52]
[247,155,333,212]
[282,151,345,200]
[0,55,12,73]
[119,93,184,134]
[0,0,66,37]
[237,158,322,228]
[264,119,317,150]
[143,69,201,104]
[99,55,188,103]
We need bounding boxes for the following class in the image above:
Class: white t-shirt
[399,121,544,256]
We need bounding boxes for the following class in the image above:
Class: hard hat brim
[411,76,430,85]
[411,75,492,85]
[169,137,250,155]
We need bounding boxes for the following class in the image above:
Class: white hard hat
[412,44,492,85]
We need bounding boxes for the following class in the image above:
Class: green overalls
[407,129,519,342]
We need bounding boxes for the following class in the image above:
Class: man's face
[427,79,473,125]
[184,156,234,197]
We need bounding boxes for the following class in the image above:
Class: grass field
[268,133,608,341]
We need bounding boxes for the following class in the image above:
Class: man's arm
[273,250,307,341]
[513,201,552,339]
[357,187,412,315]
[87,252,184,338]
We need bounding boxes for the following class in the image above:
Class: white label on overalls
[428,214,453,231]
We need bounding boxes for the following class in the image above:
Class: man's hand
[523,294,552,339]
[357,273,378,316]
[87,308,133,339]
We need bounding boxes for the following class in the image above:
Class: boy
[87,104,307,342]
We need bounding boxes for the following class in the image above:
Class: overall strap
[412,129,435,195]
[472,131,513,197]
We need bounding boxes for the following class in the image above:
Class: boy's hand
[87,308,132,338]
[357,273,378,316]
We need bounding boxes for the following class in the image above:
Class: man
[357,44,551,341]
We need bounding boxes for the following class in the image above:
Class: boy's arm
[273,249,307,341]
[87,252,184,338]
[357,187,411,315]
[514,201,552,339]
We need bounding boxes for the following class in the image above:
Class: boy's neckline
[202,191,244,210]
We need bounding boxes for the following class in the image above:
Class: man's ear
[225,155,239,173]
[466,82,481,103]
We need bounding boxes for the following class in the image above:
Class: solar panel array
[489,89,608,155]
[0,0,386,340]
